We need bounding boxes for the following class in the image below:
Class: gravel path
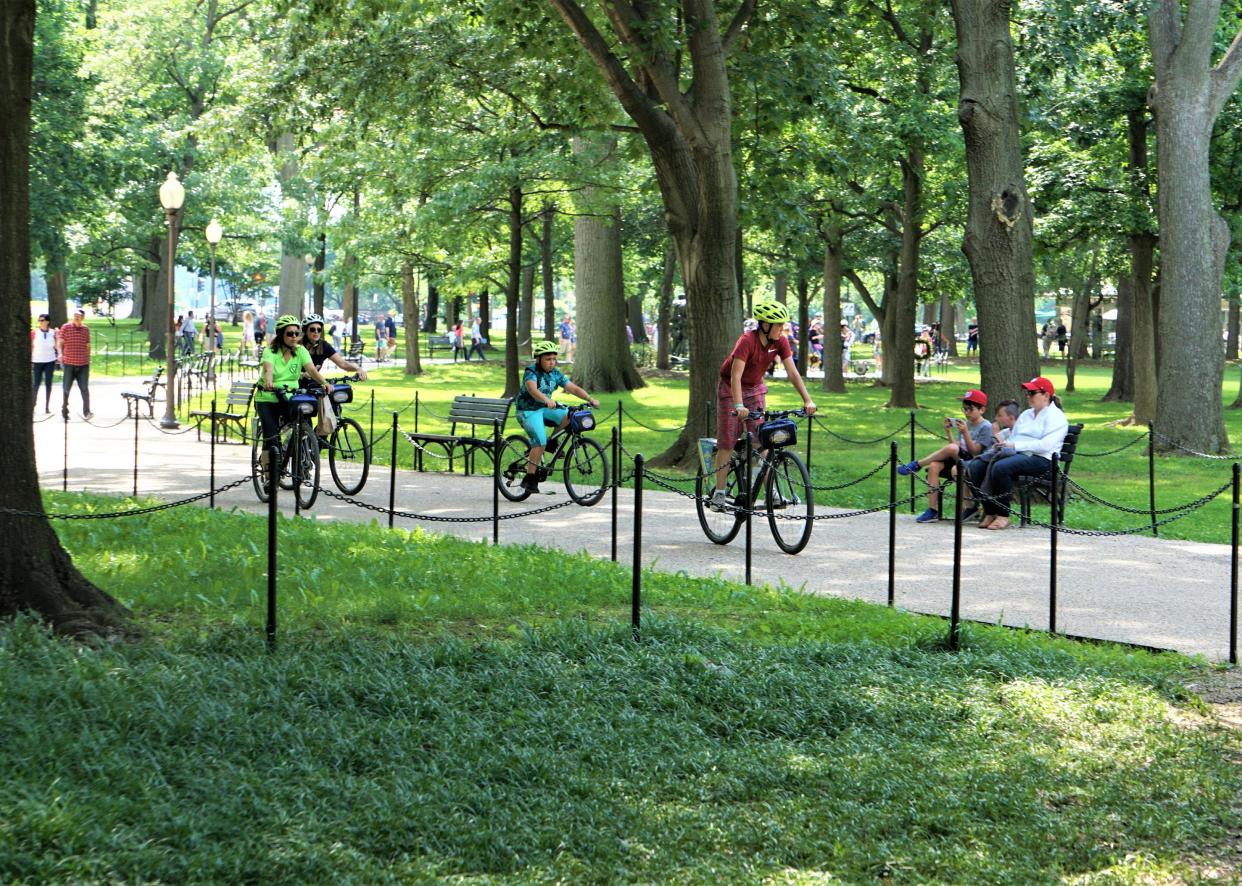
[33,375,1239,662]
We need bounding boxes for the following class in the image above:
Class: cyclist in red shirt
[710,301,817,510]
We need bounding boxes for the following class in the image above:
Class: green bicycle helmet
[532,340,559,357]
[752,301,790,325]
[301,313,325,328]
[274,314,301,332]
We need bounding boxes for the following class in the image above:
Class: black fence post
[388,411,398,530]
[611,425,619,563]
[1232,462,1239,665]
[1148,421,1157,537]
[744,431,753,587]
[369,389,375,451]
[888,440,897,607]
[209,397,217,510]
[267,443,279,650]
[617,400,624,451]
[632,453,644,642]
[132,406,140,498]
[1050,454,1060,635]
[492,420,500,546]
[292,418,302,519]
[949,459,963,651]
[63,413,68,492]
[908,411,916,514]
[414,391,423,472]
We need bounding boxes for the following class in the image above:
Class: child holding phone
[897,389,995,522]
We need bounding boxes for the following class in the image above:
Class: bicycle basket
[290,393,318,416]
[569,409,595,433]
[330,383,353,404]
[758,418,797,449]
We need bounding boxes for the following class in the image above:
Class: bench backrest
[1057,423,1084,473]
[227,381,254,407]
[447,395,512,431]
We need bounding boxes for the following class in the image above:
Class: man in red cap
[898,389,995,522]
[977,376,1069,530]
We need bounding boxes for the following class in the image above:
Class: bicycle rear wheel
[765,449,813,554]
[496,433,533,502]
[563,436,609,506]
[292,421,321,510]
[329,417,370,495]
[696,456,744,545]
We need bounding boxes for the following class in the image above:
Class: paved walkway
[33,375,1238,662]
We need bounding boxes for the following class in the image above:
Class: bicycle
[694,408,814,554]
[250,385,322,509]
[496,406,610,506]
[317,374,371,495]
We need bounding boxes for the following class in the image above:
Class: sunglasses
[306,326,323,334]
[1026,389,1042,396]
[283,329,301,338]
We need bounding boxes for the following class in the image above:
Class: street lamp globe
[159,171,185,212]
[205,218,223,245]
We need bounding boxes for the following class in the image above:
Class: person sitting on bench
[977,376,1068,531]
[898,389,994,523]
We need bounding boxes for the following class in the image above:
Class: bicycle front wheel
[563,436,609,506]
[251,423,271,503]
[329,417,370,495]
[293,421,321,510]
[496,434,533,502]
[696,457,744,545]
[765,449,813,554]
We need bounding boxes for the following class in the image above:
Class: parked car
[214,300,257,322]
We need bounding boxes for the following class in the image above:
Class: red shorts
[715,379,766,450]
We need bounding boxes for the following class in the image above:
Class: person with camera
[897,389,994,522]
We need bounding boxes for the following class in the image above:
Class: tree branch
[722,0,757,54]
[1210,27,1242,119]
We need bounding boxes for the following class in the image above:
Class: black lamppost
[205,218,223,357]
[159,171,185,428]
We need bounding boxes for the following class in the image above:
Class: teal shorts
[518,406,568,447]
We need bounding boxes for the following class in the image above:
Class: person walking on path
[57,308,92,420]
[374,315,387,363]
[383,310,398,361]
[966,320,979,359]
[31,313,58,414]
[1041,319,1056,359]
[467,315,487,361]
[558,314,575,361]
[181,311,197,356]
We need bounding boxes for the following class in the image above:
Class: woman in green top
[255,314,335,464]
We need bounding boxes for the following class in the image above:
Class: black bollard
[744,432,753,587]
[292,418,302,518]
[611,425,619,563]
[389,411,398,529]
[209,397,217,510]
[1232,462,1239,665]
[63,412,68,492]
[267,443,279,650]
[949,459,963,651]
[492,420,500,546]
[632,454,644,642]
[1050,454,1060,634]
[617,400,624,451]
[132,406,140,498]
[1148,421,1157,537]
[369,389,375,448]
[909,411,916,514]
[414,391,423,471]
[888,440,897,607]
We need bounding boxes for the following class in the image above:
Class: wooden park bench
[425,334,453,358]
[189,380,255,444]
[1017,423,1084,527]
[346,338,367,364]
[405,394,514,475]
[120,366,165,418]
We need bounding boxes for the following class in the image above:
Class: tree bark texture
[887,152,923,409]
[657,244,675,370]
[0,0,128,636]
[951,0,1040,404]
[1148,0,1241,451]
[400,259,422,375]
[1104,272,1135,401]
[541,203,556,341]
[502,188,522,399]
[571,139,644,393]
[275,133,306,319]
[423,282,439,333]
[1228,300,1239,362]
[520,261,535,356]
[820,225,846,394]
[627,295,648,344]
[1130,234,1159,422]
[547,0,751,467]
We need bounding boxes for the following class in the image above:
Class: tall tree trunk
[951,0,1040,403]
[423,282,439,333]
[502,185,522,399]
[479,287,490,345]
[1148,0,1240,453]
[138,235,159,333]
[0,0,128,636]
[774,272,787,304]
[627,294,648,344]
[520,261,535,357]
[400,259,422,376]
[312,233,325,315]
[130,266,144,326]
[274,133,306,319]
[148,215,183,361]
[887,153,924,409]
[795,274,810,376]
[1227,300,1239,361]
[1104,272,1135,401]
[1130,234,1159,423]
[821,225,846,394]
[571,140,644,392]
[541,203,556,342]
[548,0,750,468]
[45,234,67,325]
[656,244,675,371]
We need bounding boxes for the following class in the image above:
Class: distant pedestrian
[1055,322,1067,357]
[966,320,979,358]
[558,314,575,361]
[181,310,197,356]
[467,315,487,361]
[841,321,854,372]
[374,315,387,362]
[57,309,92,419]
[31,313,58,414]
[240,310,256,357]
[1041,319,1056,358]
[384,310,398,360]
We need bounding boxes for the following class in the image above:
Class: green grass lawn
[0,493,1236,883]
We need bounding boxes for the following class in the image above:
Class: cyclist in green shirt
[254,314,335,469]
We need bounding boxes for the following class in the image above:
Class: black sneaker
[520,474,540,493]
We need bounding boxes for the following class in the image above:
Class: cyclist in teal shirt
[515,340,599,492]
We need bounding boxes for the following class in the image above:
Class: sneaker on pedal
[708,489,730,512]
[520,473,541,493]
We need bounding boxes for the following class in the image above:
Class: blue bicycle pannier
[290,393,318,416]
[758,418,797,449]
[570,409,595,433]
[330,383,353,404]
